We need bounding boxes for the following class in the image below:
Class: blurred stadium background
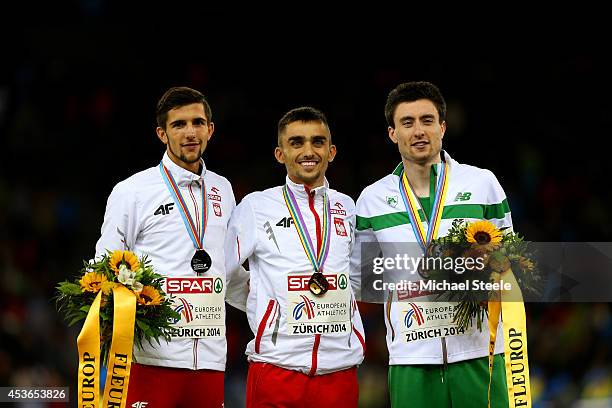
[1,11,611,408]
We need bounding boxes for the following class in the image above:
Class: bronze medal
[308,272,329,296]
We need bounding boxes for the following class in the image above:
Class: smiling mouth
[411,141,429,147]
[299,160,319,168]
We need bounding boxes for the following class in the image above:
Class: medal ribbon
[398,162,449,251]
[282,185,331,272]
[159,162,208,250]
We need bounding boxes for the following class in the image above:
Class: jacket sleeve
[95,182,140,259]
[484,170,513,230]
[225,196,257,312]
[349,191,382,302]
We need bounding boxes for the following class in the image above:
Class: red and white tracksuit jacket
[225,177,365,375]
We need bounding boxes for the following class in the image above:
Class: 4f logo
[454,192,472,201]
[132,402,148,408]
[276,217,294,228]
[154,203,175,215]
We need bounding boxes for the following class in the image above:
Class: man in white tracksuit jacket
[96,87,235,407]
[351,82,513,407]
[226,107,365,407]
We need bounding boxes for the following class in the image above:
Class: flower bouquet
[419,220,541,331]
[55,250,179,364]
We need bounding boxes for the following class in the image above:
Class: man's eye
[403,122,413,127]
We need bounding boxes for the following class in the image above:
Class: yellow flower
[518,257,534,271]
[465,221,502,251]
[80,272,108,293]
[109,250,140,275]
[137,286,163,306]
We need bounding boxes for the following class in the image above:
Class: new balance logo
[264,221,280,251]
[154,203,175,215]
[454,192,472,201]
[276,217,294,228]
[131,402,148,408]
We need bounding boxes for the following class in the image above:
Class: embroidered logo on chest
[208,186,222,202]
[334,217,347,236]
[330,202,347,216]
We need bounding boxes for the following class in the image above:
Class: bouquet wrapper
[77,285,136,408]
[487,268,532,408]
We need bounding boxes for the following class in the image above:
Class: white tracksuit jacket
[351,152,512,365]
[225,177,365,375]
[95,152,236,371]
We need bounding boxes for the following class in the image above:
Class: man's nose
[302,142,315,156]
[413,122,425,137]
[185,124,197,138]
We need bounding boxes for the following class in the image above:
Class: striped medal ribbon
[282,185,332,296]
[398,161,450,253]
[159,162,211,274]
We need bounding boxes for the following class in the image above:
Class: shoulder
[357,174,397,202]
[239,186,281,208]
[451,160,500,186]
[204,169,233,191]
[111,166,161,197]
[327,188,355,211]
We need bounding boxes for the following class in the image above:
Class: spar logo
[404,302,425,328]
[166,278,213,294]
[287,274,343,291]
[293,295,316,320]
[171,298,194,323]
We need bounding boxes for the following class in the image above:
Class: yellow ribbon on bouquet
[77,285,136,408]
[487,269,531,408]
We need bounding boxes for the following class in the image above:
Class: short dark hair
[156,87,212,130]
[277,106,330,146]
[384,81,446,128]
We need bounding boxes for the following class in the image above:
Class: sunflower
[465,221,502,251]
[137,286,163,306]
[101,281,117,295]
[80,272,108,293]
[109,250,140,274]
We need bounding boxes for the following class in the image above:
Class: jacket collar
[285,175,329,200]
[162,152,207,186]
[392,150,455,176]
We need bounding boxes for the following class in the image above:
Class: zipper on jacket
[441,336,448,382]
[193,339,198,370]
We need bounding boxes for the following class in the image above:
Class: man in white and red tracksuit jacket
[96,87,235,408]
[225,107,365,407]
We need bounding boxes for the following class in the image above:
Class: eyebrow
[399,113,436,122]
[169,117,208,127]
[287,135,328,141]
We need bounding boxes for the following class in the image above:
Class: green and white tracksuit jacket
[350,152,512,365]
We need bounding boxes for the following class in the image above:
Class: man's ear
[388,126,399,144]
[440,121,446,140]
[328,144,337,162]
[156,127,168,145]
[207,122,215,141]
[274,146,285,164]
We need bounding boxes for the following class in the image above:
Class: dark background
[1,10,611,407]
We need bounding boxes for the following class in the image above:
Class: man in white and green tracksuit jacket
[351,82,513,407]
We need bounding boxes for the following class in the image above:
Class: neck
[168,152,201,175]
[402,154,441,197]
[288,175,324,190]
